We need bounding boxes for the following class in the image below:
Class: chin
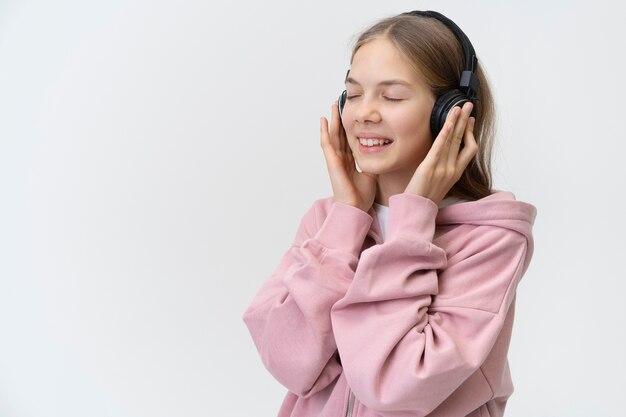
[354,160,390,175]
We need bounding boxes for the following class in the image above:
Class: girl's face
[341,37,436,178]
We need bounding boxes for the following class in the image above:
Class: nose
[352,96,382,124]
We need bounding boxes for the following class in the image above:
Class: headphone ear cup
[338,90,347,116]
[430,90,471,138]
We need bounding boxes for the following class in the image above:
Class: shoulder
[436,190,536,275]
[437,190,536,235]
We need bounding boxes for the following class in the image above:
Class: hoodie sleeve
[242,200,373,397]
[330,193,532,416]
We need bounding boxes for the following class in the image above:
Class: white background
[1,0,625,416]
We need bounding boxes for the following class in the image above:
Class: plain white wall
[1,0,625,416]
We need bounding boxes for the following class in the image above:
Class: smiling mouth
[358,137,393,147]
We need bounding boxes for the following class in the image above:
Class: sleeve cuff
[387,193,438,242]
[314,201,373,256]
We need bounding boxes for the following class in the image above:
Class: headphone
[337,10,480,139]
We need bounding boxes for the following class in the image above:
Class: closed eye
[345,95,403,102]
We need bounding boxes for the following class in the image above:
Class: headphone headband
[400,10,479,99]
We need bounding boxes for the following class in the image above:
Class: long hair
[350,13,495,200]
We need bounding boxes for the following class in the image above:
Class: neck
[374,168,416,207]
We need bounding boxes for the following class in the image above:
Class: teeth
[359,138,392,147]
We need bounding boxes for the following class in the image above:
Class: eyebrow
[345,77,412,87]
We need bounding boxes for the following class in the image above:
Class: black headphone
[338,10,480,139]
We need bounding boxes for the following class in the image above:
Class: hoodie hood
[363,191,536,273]
[435,191,536,236]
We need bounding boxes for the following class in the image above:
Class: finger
[456,116,478,171]
[320,116,344,178]
[447,102,473,164]
[330,102,356,169]
[320,116,352,199]
[329,102,342,150]
[320,116,329,147]
[428,106,460,160]
[339,126,352,162]
[322,113,354,170]
[332,101,349,154]
[320,117,336,162]
[448,102,472,149]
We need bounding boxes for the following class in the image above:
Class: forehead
[348,38,425,89]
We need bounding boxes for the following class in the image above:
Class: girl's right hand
[319,101,378,213]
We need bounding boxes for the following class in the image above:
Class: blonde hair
[350,13,495,200]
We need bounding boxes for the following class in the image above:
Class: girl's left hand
[404,102,478,206]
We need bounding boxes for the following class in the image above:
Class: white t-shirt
[373,196,466,242]
[373,202,390,241]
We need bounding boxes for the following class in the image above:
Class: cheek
[388,107,431,139]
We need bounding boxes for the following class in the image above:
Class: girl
[242,10,536,417]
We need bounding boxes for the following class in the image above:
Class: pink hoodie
[242,191,536,417]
